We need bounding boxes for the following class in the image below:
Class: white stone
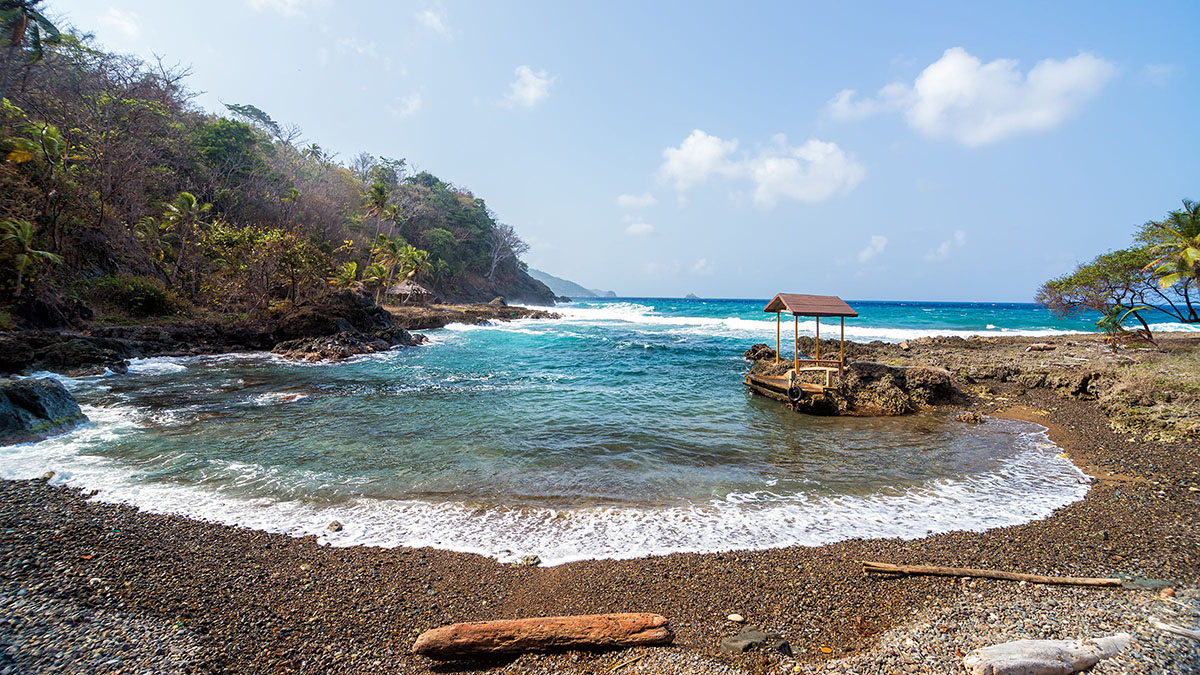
[727,614,745,623]
[962,634,1130,675]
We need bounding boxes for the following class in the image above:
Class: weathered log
[412,613,673,660]
[862,561,1123,588]
[962,634,1130,675]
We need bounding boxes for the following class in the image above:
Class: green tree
[0,218,61,296]
[328,261,359,289]
[0,0,60,100]
[161,191,212,287]
[1140,200,1200,317]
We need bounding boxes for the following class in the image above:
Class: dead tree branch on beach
[861,561,1124,588]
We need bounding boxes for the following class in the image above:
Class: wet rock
[719,626,791,656]
[514,555,541,568]
[962,633,1130,675]
[0,378,88,445]
[955,411,984,423]
[327,521,343,532]
[271,327,418,362]
[743,344,777,362]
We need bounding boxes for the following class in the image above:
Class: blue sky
[50,0,1200,301]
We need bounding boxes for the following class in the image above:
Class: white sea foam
[3,412,1090,566]
[126,356,189,375]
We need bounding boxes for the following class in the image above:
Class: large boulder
[276,289,397,341]
[0,378,87,445]
[0,332,136,376]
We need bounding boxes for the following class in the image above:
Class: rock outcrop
[271,327,424,362]
[744,344,959,416]
[386,304,560,331]
[0,378,87,445]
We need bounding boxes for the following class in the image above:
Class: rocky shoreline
[0,334,1197,673]
[0,292,560,376]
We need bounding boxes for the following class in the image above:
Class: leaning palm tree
[371,235,407,300]
[132,216,179,278]
[1143,199,1200,291]
[1,218,61,296]
[161,192,211,285]
[1,0,61,101]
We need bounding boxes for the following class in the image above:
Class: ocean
[6,298,1193,564]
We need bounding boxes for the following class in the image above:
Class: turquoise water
[8,298,1176,564]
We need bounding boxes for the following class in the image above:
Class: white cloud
[504,65,554,109]
[99,8,140,40]
[247,0,312,16]
[624,218,654,236]
[828,48,1117,146]
[388,93,422,119]
[658,129,738,191]
[925,229,967,261]
[617,192,657,209]
[416,9,449,36]
[857,235,888,263]
[691,258,713,275]
[745,136,866,208]
[658,130,864,208]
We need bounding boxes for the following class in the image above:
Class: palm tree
[400,246,430,282]
[161,191,211,285]
[132,216,178,278]
[328,261,359,289]
[1,0,61,101]
[371,235,407,301]
[1,218,61,296]
[1144,200,1200,288]
[360,262,387,300]
[362,181,388,241]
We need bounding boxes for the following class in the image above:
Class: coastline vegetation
[0,4,544,328]
[1037,199,1200,341]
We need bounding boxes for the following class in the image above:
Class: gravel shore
[1,388,1197,674]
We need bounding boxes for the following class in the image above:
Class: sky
[49,0,1200,301]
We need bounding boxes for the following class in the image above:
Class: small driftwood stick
[1150,617,1200,641]
[862,561,1123,588]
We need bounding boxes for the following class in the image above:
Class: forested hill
[0,14,553,330]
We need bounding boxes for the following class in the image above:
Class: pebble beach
[1,385,1196,674]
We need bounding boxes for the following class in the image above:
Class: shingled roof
[763,293,858,318]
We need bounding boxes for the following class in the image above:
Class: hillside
[528,269,616,298]
[0,27,553,329]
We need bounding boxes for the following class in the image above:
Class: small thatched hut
[387,280,434,305]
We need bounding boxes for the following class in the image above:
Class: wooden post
[793,314,798,371]
[840,316,845,375]
[775,312,780,362]
[815,317,820,360]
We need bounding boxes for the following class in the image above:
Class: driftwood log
[412,613,673,660]
[862,561,1124,588]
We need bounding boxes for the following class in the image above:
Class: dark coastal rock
[719,626,792,656]
[271,326,420,362]
[0,331,136,376]
[0,378,87,445]
[276,289,397,341]
[387,305,560,331]
[488,296,507,307]
[747,357,959,416]
[743,343,777,362]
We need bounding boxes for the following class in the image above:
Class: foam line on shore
[1,411,1090,566]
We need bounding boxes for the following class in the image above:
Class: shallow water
[0,298,1137,564]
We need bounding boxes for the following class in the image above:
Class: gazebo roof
[763,293,857,318]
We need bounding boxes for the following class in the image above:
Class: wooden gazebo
[764,293,858,378]
[745,293,858,404]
